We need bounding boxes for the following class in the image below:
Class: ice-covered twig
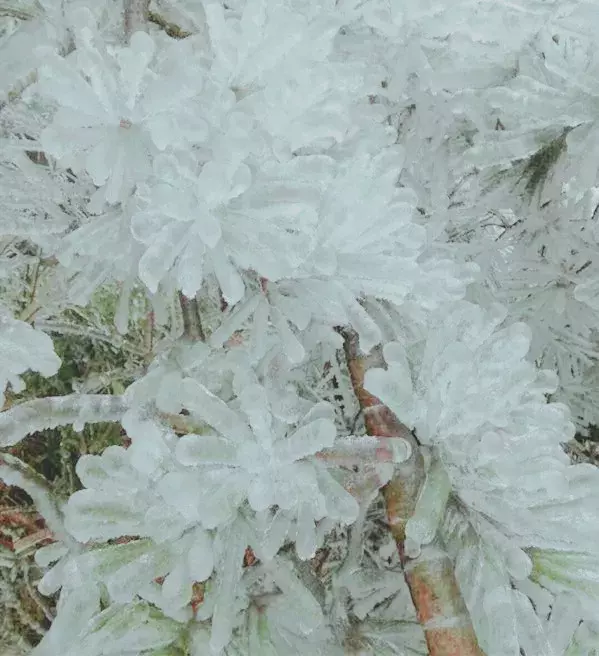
[0,394,129,447]
[0,2,39,20]
[341,328,483,656]
[316,435,412,468]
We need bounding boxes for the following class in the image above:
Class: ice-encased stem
[342,328,484,656]
[0,394,128,447]
[405,452,452,557]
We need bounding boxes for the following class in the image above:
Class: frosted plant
[59,437,215,621]
[365,301,599,654]
[157,379,361,559]
[364,301,595,545]
[33,8,208,211]
[0,0,599,655]
[130,149,321,302]
[210,145,477,363]
[465,3,599,201]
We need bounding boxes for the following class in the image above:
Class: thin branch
[341,328,484,656]
[0,2,40,20]
[0,394,129,447]
[34,319,146,357]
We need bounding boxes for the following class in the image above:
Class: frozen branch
[0,394,129,447]
[341,328,484,656]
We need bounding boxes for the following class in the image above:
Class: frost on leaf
[441,504,547,656]
[363,301,588,550]
[62,442,215,618]
[33,18,207,210]
[529,549,599,618]
[0,303,61,406]
[172,380,359,555]
[209,520,249,654]
[60,601,182,656]
[31,580,102,656]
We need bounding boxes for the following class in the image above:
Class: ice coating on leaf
[31,581,102,656]
[210,522,248,654]
[155,468,246,530]
[130,151,248,299]
[251,508,293,561]
[76,539,173,604]
[273,418,336,464]
[404,454,452,557]
[75,445,144,491]
[0,304,61,405]
[267,556,324,634]
[171,382,357,546]
[36,544,74,597]
[61,602,182,656]
[529,549,599,615]
[34,25,207,209]
[315,466,360,525]
[176,433,238,466]
[186,527,215,584]
[180,379,254,443]
[442,504,525,656]
[65,488,148,542]
[121,410,180,477]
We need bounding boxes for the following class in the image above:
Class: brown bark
[341,328,484,656]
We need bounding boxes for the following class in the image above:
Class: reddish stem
[341,328,484,656]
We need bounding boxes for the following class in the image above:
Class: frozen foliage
[35,15,208,211]
[1,0,599,655]
[366,302,599,654]
[364,302,599,548]
[0,302,60,406]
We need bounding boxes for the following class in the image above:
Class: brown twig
[341,328,484,656]
[148,11,192,39]
[178,292,206,342]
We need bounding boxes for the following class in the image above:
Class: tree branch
[0,394,128,447]
[341,328,484,656]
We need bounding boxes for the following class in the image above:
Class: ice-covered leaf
[31,581,102,656]
[210,521,248,654]
[65,488,148,542]
[0,304,61,405]
[405,454,452,557]
[175,433,238,466]
[267,556,324,634]
[62,601,182,656]
[273,417,336,464]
